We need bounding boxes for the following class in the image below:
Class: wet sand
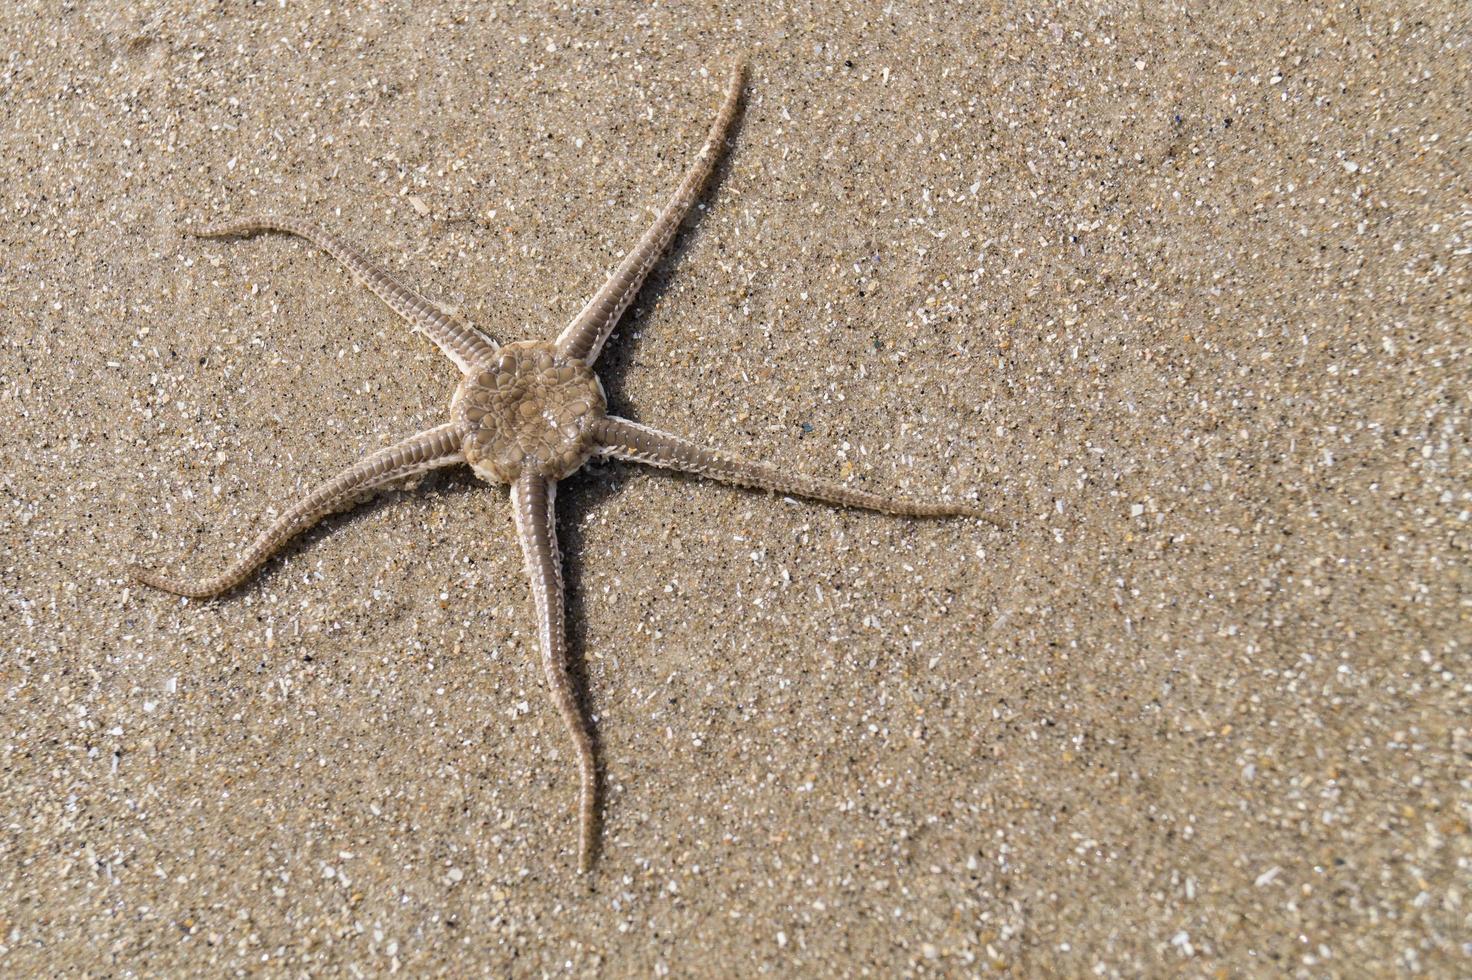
[2,2,1468,974]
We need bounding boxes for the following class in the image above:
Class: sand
[2,1,1468,975]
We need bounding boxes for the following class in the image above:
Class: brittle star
[134,63,1001,873]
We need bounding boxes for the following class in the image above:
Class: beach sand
[2,1,1467,974]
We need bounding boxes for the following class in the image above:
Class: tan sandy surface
[3,1,1468,975]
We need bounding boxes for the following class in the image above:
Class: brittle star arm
[132,422,467,597]
[509,472,599,873]
[555,62,745,365]
[189,217,498,374]
[591,416,1004,524]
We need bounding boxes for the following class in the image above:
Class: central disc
[454,341,606,482]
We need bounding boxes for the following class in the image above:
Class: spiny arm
[133,422,466,598]
[555,63,745,365]
[188,216,497,374]
[592,415,1003,525]
[510,473,599,873]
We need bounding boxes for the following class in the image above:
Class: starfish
[133,63,1000,873]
